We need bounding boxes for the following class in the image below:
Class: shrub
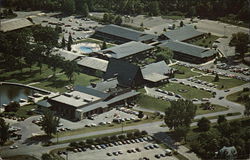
[79,141,86,147]
[243,88,250,92]
[110,135,118,141]
[69,142,78,148]
[134,131,141,138]
[86,139,94,144]
[141,130,148,135]
[102,136,110,142]
[118,135,125,140]
[95,137,102,144]
[126,132,133,139]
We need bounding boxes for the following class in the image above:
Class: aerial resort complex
[0,0,249,160]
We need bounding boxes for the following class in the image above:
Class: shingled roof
[95,24,157,42]
[103,59,143,87]
[141,61,173,82]
[102,41,154,59]
[0,18,34,32]
[77,56,108,72]
[159,40,217,58]
[162,26,204,41]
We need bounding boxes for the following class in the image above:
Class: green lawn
[56,117,162,138]
[226,90,250,104]
[189,35,219,48]
[161,83,213,100]
[172,65,201,79]
[0,64,60,85]
[1,104,37,119]
[32,73,99,93]
[196,104,228,115]
[54,129,138,145]
[0,63,99,93]
[137,95,171,112]
[197,76,246,89]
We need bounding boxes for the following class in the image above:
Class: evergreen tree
[214,73,219,82]
[101,41,107,50]
[0,118,10,145]
[114,15,123,25]
[180,21,184,27]
[217,115,227,124]
[82,3,89,17]
[61,36,66,48]
[62,0,75,15]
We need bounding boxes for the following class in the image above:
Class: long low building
[0,18,35,32]
[77,56,108,76]
[92,24,157,44]
[48,85,140,121]
[159,40,217,64]
[96,41,154,62]
[158,26,205,42]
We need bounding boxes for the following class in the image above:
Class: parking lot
[63,140,177,160]
[57,108,138,130]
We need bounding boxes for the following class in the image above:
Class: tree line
[2,0,249,22]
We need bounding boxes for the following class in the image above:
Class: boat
[33,93,42,97]
[2,104,7,107]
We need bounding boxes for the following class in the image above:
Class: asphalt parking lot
[63,141,178,160]
[59,108,138,130]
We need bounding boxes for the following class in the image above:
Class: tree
[114,15,123,25]
[40,110,60,136]
[67,34,73,51]
[0,118,10,145]
[5,101,20,112]
[101,41,107,50]
[230,32,249,57]
[41,153,53,160]
[62,60,80,82]
[175,126,190,142]
[214,73,219,82]
[217,115,227,124]
[103,13,109,23]
[61,36,66,48]
[140,22,144,28]
[197,117,211,132]
[155,48,173,64]
[82,3,89,17]
[49,54,64,76]
[62,0,75,15]
[138,111,144,119]
[180,21,184,27]
[244,101,250,116]
[164,99,197,130]
[148,1,160,16]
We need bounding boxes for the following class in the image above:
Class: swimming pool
[79,46,93,53]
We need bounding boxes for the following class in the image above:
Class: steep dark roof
[159,40,217,58]
[74,85,110,99]
[88,78,119,92]
[95,24,156,42]
[102,41,154,59]
[162,26,204,41]
[103,59,143,87]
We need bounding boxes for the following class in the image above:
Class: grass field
[226,90,250,104]
[56,117,162,138]
[197,76,246,90]
[0,64,99,93]
[137,94,171,112]
[161,83,213,100]
[172,65,201,79]
[195,104,228,115]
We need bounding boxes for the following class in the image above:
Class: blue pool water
[79,46,93,53]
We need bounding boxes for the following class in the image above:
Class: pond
[0,84,46,107]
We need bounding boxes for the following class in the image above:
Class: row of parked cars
[187,77,217,88]
[217,63,250,76]
[118,107,139,116]
[69,136,154,154]
[155,88,182,99]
